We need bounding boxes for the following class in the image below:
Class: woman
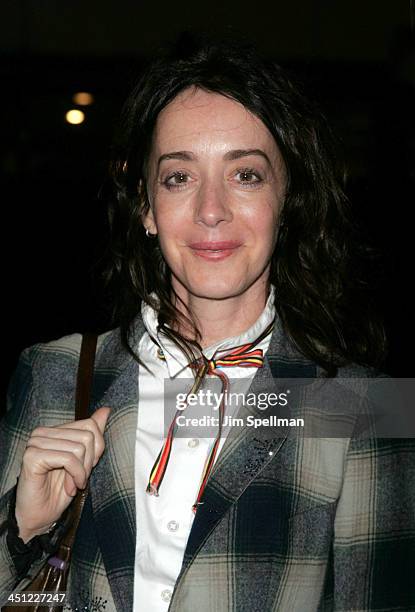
[1,34,414,611]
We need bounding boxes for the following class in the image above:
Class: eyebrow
[157,148,272,169]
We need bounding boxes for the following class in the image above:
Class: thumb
[91,406,111,434]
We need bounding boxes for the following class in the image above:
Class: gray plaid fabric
[1,312,414,611]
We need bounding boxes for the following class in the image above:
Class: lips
[188,241,242,250]
[188,240,242,261]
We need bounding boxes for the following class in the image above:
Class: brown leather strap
[75,332,98,420]
[60,332,98,550]
[61,486,90,549]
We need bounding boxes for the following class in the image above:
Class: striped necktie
[146,318,275,513]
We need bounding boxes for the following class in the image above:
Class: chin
[184,276,248,300]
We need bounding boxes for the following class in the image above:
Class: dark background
[1,1,414,411]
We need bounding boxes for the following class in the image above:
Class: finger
[30,427,96,471]
[26,435,94,477]
[90,406,111,435]
[64,471,77,496]
[52,412,108,466]
[56,405,111,433]
[22,447,87,490]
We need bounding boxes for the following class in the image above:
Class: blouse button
[161,588,172,602]
[188,438,199,448]
[167,520,179,532]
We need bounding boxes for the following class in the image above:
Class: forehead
[151,87,279,155]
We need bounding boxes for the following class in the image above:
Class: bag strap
[59,332,98,550]
[75,332,98,420]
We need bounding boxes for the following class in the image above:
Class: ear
[143,206,157,235]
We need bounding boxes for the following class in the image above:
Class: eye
[234,168,263,187]
[162,171,191,190]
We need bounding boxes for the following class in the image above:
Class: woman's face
[144,87,286,303]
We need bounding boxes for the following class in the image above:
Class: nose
[194,180,233,227]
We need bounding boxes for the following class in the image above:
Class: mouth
[188,241,242,261]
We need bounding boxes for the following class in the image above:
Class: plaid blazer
[0,312,414,612]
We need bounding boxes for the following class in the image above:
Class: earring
[145,228,157,238]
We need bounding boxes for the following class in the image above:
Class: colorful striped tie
[146,318,275,513]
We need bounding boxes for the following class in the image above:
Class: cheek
[153,203,180,236]
[245,199,280,245]
[153,192,188,227]
[153,211,185,264]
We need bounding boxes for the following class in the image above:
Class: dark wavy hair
[102,32,387,377]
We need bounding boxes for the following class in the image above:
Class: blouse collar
[141,285,276,378]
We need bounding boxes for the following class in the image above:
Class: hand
[15,406,111,543]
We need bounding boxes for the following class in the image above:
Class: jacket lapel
[88,318,145,612]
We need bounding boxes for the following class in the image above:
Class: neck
[171,278,271,348]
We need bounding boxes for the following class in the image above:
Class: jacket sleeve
[332,435,415,610]
[0,346,59,602]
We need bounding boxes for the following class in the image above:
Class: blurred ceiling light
[73,91,94,106]
[65,109,85,125]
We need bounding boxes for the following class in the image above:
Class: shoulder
[15,313,148,399]
[21,329,114,381]
[11,311,147,396]
[9,329,117,414]
[306,351,388,379]
[333,362,387,379]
